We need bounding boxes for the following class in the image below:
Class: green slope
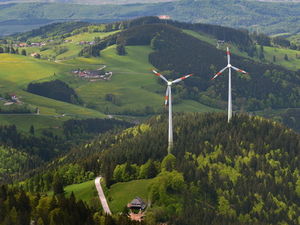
[64,180,97,203]
[49,178,152,211]
[47,180,98,204]
[107,179,153,213]
[263,45,300,71]
[0,53,106,130]
[71,45,219,115]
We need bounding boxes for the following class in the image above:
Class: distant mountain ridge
[0,0,177,4]
[1,0,300,3]
[1,0,300,36]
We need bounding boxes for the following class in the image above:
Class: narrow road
[95,177,112,215]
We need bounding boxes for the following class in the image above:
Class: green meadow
[73,45,219,115]
[49,178,151,212]
[107,179,153,213]
[48,180,98,204]
[263,46,300,71]
[0,53,105,130]
[64,180,97,203]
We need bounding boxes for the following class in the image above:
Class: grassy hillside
[0,22,226,139]
[0,53,106,131]
[69,44,219,115]
[1,17,299,131]
[22,31,119,60]
[64,180,97,203]
[47,179,97,204]
[47,178,151,211]
[263,45,300,70]
[107,179,153,213]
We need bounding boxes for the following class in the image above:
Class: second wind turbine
[153,70,192,154]
[211,47,247,123]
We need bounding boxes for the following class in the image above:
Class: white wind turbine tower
[211,47,247,123]
[153,70,192,154]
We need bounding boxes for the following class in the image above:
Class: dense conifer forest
[0,185,144,225]
[27,80,81,105]
[94,113,300,224]
[1,112,300,224]
[0,118,132,184]
[19,112,298,225]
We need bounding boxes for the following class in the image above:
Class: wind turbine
[153,70,192,154]
[211,47,247,123]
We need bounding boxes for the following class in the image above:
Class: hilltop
[18,112,300,225]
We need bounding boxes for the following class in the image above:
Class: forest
[0,118,132,184]
[1,112,300,224]
[27,80,81,105]
[0,185,144,225]
[91,113,300,224]
[20,112,298,225]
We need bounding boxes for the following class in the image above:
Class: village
[72,65,113,82]
[15,38,96,48]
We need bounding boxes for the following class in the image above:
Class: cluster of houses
[16,42,46,48]
[0,94,21,106]
[79,41,95,45]
[73,67,112,81]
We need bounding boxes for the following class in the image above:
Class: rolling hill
[27,112,300,224]
[0,17,299,132]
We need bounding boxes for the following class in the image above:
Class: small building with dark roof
[127,197,147,210]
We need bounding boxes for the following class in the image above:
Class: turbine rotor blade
[152,70,168,83]
[231,65,247,74]
[227,47,231,65]
[172,74,193,84]
[211,66,228,80]
[165,87,169,106]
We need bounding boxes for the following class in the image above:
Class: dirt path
[95,177,112,215]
